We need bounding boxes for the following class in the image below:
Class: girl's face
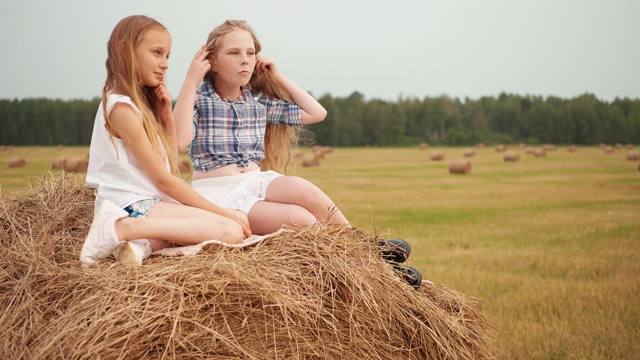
[211,29,256,89]
[134,28,171,87]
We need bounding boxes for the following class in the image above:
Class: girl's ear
[210,56,218,72]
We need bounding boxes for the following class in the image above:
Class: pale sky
[1,0,639,102]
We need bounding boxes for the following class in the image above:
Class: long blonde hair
[204,20,299,174]
[102,15,178,175]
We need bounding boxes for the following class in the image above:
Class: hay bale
[302,157,320,167]
[626,144,634,150]
[627,151,640,161]
[430,151,445,161]
[476,143,485,149]
[51,157,68,170]
[568,145,577,152]
[503,152,520,162]
[463,149,475,158]
[525,147,534,155]
[419,142,429,150]
[63,158,89,173]
[533,149,546,157]
[0,174,493,359]
[495,145,506,152]
[542,144,556,151]
[603,146,614,154]
[7,157,27,168]
[449,159,471,174]
[178,159,192,174]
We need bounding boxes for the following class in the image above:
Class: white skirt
[191,170,281,213]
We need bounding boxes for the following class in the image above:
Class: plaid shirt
[190,82,302,172]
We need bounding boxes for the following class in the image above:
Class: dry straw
[0,174,493,359]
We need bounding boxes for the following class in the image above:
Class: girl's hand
[154,82,173,125]
[186,45,211,86]
[226,209,252,238]
[255,55,281,77]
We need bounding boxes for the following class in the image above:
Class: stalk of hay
[533,149,546,157]
[503,152,520,162]
[0,173,493,359]
[7,157,27,168]
[449,159,471,174]
[463,149,475,157]
[302,157,320,167]
[627,151,640,161]
[430,151,445,161]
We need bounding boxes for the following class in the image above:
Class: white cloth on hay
[153,229,289,257]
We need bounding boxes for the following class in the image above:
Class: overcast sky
[1,0,639,102]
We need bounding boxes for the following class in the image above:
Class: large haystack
[0,174,493,359]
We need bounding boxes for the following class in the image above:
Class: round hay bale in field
[463,149,475,157]
[302,157,320,167]
[503,152,520,162]
[568,145,577,152]
[7,157,27,168]
[63,158,89,173]
[626,144,634,150]
[449,159,471,174]
[419,142,429,150]
[533,149,546,157]
[627,151,640,161]
[525,147,534,155]
[0,174,493,359]
[542,144,556,151]
[430,151,445,161]
[51,157,68,170]
[476,143,485,149]
[603,146,614,154]
[495,144,506,152]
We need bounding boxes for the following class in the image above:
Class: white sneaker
[114,239,152,266]
[80,200,128,268]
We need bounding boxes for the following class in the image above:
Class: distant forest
[1,92,639,147]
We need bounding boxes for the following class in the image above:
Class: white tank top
[86,93,172,211]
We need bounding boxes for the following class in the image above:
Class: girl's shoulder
[106,93,141,118]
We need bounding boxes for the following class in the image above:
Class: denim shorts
[123,198,160,218]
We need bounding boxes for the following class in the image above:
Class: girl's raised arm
[256,56,327,125]
[174,45,211,149]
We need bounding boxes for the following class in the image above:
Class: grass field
[1,145,639,359]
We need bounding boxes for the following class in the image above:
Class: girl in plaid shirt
[174,20,425,289]
[174,20,350,235]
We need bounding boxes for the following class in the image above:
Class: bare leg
[248,201,316,235]
[247,176,349,235]
[113,201,245,250]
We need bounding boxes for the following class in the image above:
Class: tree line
[1,92,639,147]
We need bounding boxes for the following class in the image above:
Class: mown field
[1,145,639,359]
